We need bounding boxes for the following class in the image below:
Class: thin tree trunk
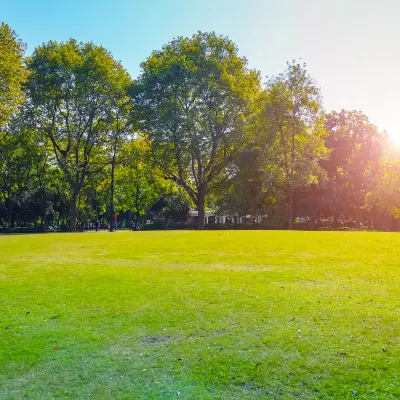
[354,198,362,228]
[8,209,12,230]
[383,213,392,231]
[109,156,116,232]
[95,189,99,224]
[354,189,363,228]
[134,210,140,231]
[41,190,45,231]
[197,186,206,230]
[289,183,293,230]
[70,197,78,231]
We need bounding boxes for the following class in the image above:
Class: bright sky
[2,0,400,142]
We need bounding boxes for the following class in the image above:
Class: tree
[149,189,191,225]
[0,116,44,228]
[213,147,284,221]
[365,150,400,230]
[322,110,386,226]
[105,74,132,231]
[0,22,28,133]
[115,138,167,230]
[260,61,326,229]
[131,32,260,228]
[26,39,131,230]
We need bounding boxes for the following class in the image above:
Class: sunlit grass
[1,231,399,399]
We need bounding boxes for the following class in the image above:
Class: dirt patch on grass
[142,335,171,344]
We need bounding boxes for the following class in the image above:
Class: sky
[2,0,400,142]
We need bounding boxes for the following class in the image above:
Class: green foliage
[213,148,286,218]
[257,61,327,228]
[26,39,131,229]
[0,22,28,130]
[131,31,261,227]
[366,150,400,220]
[115,138,169,224]
[0,27,398,231]
[263,61,326,186]
[0,115,45,226]
[322,110,386,225]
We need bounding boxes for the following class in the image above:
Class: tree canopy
[25,39,131,230]
[131,32,260,228]
[0,22,28,131]
[259,61,326,228]
[0,23,397,232]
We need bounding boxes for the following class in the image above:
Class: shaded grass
[0,231,399,399]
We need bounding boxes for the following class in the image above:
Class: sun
[387,129,400,146]
[380,119,400,145]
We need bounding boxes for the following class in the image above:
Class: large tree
[322,110,386,226]
[130,32,260,228]
[26,39,131,230]
[0,22,28,133]
[260,61,326,229]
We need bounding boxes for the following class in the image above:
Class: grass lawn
[0,231,399,399]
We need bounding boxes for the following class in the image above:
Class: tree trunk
[70,197,78,231]
[134,210,140,231]
[95,190,99,224]
[383,213,392,231]
[355,204,362,228]
[109,137,118,232]
[354,189,363,228]
[109,161,115,232]
[197,186,206,230]
[42,191,46,231]
[288,183,293,230]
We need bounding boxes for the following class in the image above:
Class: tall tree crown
[131,32,261,210]
[0,22,28,129]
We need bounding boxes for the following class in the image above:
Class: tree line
[1,23,399,231]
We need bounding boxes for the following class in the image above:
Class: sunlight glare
[388,128,400,145]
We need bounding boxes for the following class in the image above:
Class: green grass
[0,231,399,399]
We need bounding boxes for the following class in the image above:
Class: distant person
[95,221,99,232]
